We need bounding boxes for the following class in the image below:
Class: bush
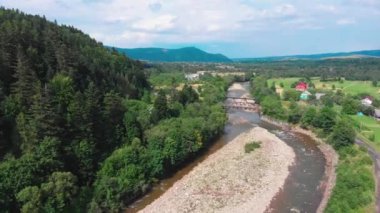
[283,90,300,101]
[244,141,261,153]
[313,106,336,133]
[328,120,356,149]
[261,95,286,120]
[341,98,360,115]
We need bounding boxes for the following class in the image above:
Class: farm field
[267,77,300,90]
[268,77,380,99]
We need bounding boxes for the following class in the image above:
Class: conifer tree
[11,47,40,110]
[152,90,169,123]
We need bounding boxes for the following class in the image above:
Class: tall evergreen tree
[152,90,169,123]
[32,86,64,141]
[11,48,40,110]
[179,84,199,105]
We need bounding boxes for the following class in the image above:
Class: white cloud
[317,4,339,14]
[336,18,356,25]
[207,24,221,32]
[132,15,177,32]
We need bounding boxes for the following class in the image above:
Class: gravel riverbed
[140,127,295,213]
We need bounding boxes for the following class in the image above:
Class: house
[295,82,308,91]
[196,71,207,75]
[361,96,373,106]
[375,109,380,119]
[185,73,199,81]
[300,91,312,100]
[315,93,326,100]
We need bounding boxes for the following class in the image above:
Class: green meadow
[267,77,300,90]
[268,77,380,99]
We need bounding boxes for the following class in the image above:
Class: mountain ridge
[114,46,232,62]
[234,49,380,62]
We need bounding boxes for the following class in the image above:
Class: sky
[1,0,380,58]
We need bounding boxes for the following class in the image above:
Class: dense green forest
[140,58,380,82]
[0,8,229,212]
[0,7,147,212]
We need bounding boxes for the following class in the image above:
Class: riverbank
[140,127,295,213]
[260,116,338,213]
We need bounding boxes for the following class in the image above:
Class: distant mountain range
[234,50,380,62]
[113,47,380,63]
[114,47,232,62]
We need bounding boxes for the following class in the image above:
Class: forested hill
[0,8,230,212]
[115,47,232,62]
[0,7,149,210]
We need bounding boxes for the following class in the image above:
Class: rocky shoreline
[140,127,295,213]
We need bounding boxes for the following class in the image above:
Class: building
[361,96,373,106]
[196,71,207,75]
[295,82,308,91]
[300,91,311,100]
[375,109,380,119]
[315,93,326,100]
[185,73,199,81]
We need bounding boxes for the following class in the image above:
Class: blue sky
[1,0,380,58]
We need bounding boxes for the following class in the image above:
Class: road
[355,139,380,212]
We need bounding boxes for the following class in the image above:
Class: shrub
[244,141,261,153]
[328,120,356,149]
[261,95,286,120]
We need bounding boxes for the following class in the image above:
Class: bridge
[225,96,255,101]
[223,96,259,112]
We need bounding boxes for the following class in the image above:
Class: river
[126,81,326,213]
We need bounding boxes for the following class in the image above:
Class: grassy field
[149,72,186,87]
[268,77,380,99]
[351,115,380,151]
[267,77,299,90]
[314,80,380,99]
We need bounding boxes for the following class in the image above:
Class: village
[292,80,380,119]
[184,70,246,81]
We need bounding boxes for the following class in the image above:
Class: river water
[126,82,326,213]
